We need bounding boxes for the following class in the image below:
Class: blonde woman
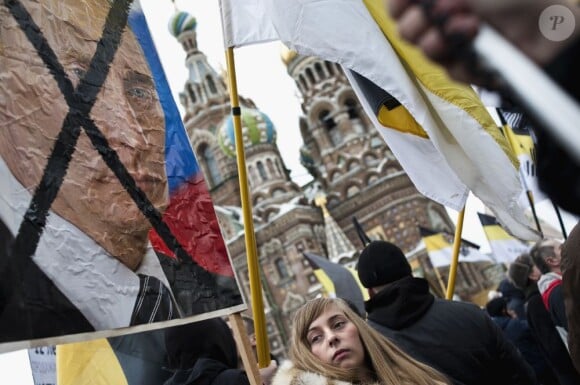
[272,298,449,385]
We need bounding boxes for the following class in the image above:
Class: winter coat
[365,276,537,385]
[538,272,568,348]
[271,360,447,385]
[561,221,580,373]
[525,287,580,385]
[164,318,248,385]
[163,358,248,385]
[271,360,379,385]
[490,315,548,380]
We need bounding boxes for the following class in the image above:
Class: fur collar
[271,360,378,385]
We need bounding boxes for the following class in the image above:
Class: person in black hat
[357,240,537,385]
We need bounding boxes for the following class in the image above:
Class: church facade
[169,12,495,357]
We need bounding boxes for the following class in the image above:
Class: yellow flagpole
[224,47,271,368]
[446,208,465,300]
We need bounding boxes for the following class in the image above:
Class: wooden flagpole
[224,47,271,368]
[446,208,465,300]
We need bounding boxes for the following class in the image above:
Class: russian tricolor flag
[128,5,233,278]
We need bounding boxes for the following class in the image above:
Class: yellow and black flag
[420,227,493,268]
[478,212,530,265]
[303,252,368,315]
[57,330,169,385]
[497,108,547,205]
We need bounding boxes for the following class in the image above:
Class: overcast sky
[1,1,578,383]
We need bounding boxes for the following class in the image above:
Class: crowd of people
[164,229,579,385]
[160,1,580,384]
[3,0,578,383]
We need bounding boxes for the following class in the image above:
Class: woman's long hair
[289,297,449,385]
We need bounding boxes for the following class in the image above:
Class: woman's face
[306,305,366,370]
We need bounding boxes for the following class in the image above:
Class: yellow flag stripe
[313,269,336,296]
[377,104,429,138]
[348,267,370,301]
[363,0,518,168]
[57,339,128,385]
[503,124,534,158]
[483,224,514,241]
[423,233,449,253]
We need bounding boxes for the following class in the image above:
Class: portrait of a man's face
[0,0,168,269]
[0,0,243,349]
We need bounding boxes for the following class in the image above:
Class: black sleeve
[549,284,568,330]
[488,315,538,385]
[212,368,250,385]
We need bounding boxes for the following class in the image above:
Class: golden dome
[280,43,298,66]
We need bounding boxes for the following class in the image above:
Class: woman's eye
[310,335,321,344]
[334,321,345,329]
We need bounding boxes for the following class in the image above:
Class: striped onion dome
[168,11,197,37]
[218,108,277,157]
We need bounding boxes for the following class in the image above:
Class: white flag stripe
[345,69,469,209]
[489,239,529,265]
[426,241,494,268]
[219,0,538,240]
[219,0,278,48]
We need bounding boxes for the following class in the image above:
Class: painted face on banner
[0,0,168,269]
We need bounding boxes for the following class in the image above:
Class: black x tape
[4,0,197,280]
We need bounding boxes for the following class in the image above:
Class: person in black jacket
[509,253,580,385]
[163,317,276,385]
[486,297,554,384]
[357,240,537,385]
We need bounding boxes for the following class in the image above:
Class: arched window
[201,144,221,186]
[206,75,217,94]
[186,83,197,104]
[249,164,258,185]
[299,74,307,90]
[257,161,267,181]
[325,61,335,76]
[314,62,325,80]
[346,185,360,197]
[275,258,290,279]
[266,158,276,176]
[319,110,340,145]
[305,67,315,84]
[345,98,358,119]
[364,153,377,165]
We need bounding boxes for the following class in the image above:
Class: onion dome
[218,108,277,157]
[168,11,197,37]
[280,44,298,66]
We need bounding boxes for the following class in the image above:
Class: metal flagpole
[224,47,271,368]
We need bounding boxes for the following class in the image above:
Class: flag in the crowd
[420,227,494,268]
[478,212,530,265]
[219,0,538,241]
[496,108,548,205]
[219,0,278,47]
[346,70,469,209]
[0,0,243,352]
[57,329,170,385]
[303,252,368,315]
